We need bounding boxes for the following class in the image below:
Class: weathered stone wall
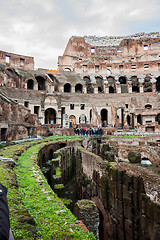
[104,137,160,166]
[0,90,39,141]
[76,147,160,240]
[0,50,34,70]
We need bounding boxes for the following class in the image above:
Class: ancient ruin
[0,33,160,239]
[0,32,160,141]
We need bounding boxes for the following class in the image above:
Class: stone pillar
[59,86,63,93]
[71,86,75,93]
[139,83,143,93]
[104,85,109,93]
[128,82,132,93]
[56,109,62,125]
[152,82,156,93]
[34,83,38,90]
[74,199,99,239]
[94,87,98,93]
[83,86,87,93]
[41,110,45,125]
[116,83,121,93]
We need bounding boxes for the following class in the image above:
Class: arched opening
[98,86,103,93]
[143,77,152,92]
[156,113,160,124]
[27,79,34,90]
[36,76,46,90]
[84,76,94,93]
[101,109,108,127]
[137,114,142,125]
[109,86,115,93]
[45,108,56,124]
[64,68,71,71]
[131,76,139,93]
[145,104,152,109]
[156,77,160,92]
[119,76,128,93]
[119,76,127,84]
[132,86,139,93]
[79,115,87,124]
[64,83,71,92]
[69,115,76,127]
[95,76,104,93]
[75,83,83,93]
[127,115,131,126]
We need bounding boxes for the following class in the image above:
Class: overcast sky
[0,0,160,69]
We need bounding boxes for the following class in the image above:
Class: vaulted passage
[75,83,83,93]
[45,108,56,124]
[101,109,108,126]
[64,83,71,92]
[36,76,46,90]
[27,79,34,89]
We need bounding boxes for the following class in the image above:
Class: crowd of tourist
[74,127,103,136]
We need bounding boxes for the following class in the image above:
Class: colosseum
[0,32,160,240]
[0,32,160,141]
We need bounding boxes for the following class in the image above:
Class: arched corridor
[101,109,108,126]
[45,108,56,124]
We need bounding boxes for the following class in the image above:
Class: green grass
[0,136,95,240]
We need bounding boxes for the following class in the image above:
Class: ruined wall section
[0,50,34,70]
[104,137,160,166]
[76,147,160,240]
[0,90,39,141]
[59,32,160,75]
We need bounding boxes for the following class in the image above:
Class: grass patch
[0,135,95,239]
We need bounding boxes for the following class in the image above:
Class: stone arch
[35,76,46,90]
[109,86,115,93]
[108,77,116,93]
[64,68,71,71]
[27,79,34,90]
[64,83,71,92]
[101,108,108,126]
[69,115,76,127]
[119,76,127,84]
[119,76,128,93]
[145,104,152,109]
[83,76,94,93]
[45,108,56,124]
[156,77,160,92]
[75,83,83,93]
[95,76,104,93]
[131,76,139,93]
[79,114,87,124]
[143,76,152,92]
[6,67,20,88]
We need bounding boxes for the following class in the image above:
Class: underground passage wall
[76,147,160,240]
[36,139,160,240]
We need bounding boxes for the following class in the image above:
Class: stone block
[128,151,141,163]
